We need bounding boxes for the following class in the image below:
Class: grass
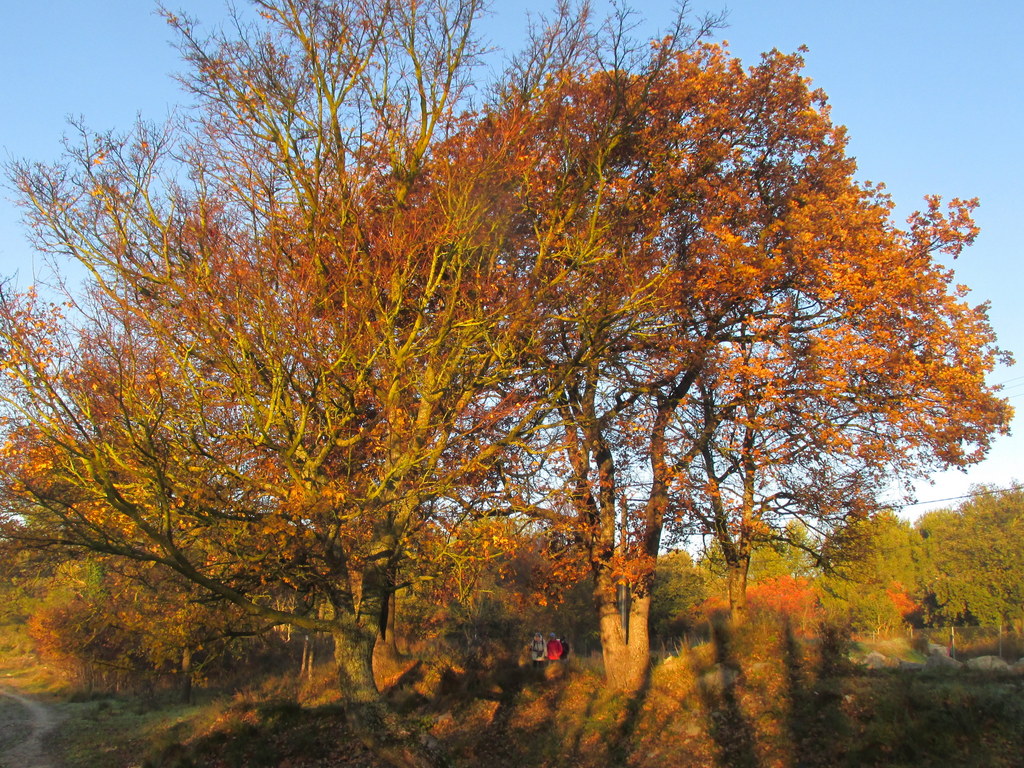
[54,694,224,768]
[3,625,1024,768]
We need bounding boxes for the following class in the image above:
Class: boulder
[965,655,1010,671]
[927,642,950,657]
[861,651,896,669]
[1011,659,1024,674]
[898,660,925,671]
[925,652,963,670]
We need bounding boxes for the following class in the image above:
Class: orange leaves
[908,195,980,260]
[746,575,822,628]
[609,549,657,587]
[0,2,1012,700]
[884,581,919,622]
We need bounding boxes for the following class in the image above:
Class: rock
[925,653,963,670]
[927,642,950,657]
[1011,659,1024,674]
[965,655,1010,671]
[898,660,925,670]
[861,651,896,669]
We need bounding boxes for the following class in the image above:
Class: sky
[1,0,1021,517]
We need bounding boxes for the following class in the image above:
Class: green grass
[54,695,221,768]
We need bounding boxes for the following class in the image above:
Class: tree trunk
[301,634,313,680]
[726,555,750,624]
[595,570,651,692]
[332,625,379,706]
[372,591,406,689]
[180,646,193,704]
[332,624,438,768]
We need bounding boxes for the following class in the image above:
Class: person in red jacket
[546,633,562,660]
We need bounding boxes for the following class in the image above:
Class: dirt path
[0,686,62,768]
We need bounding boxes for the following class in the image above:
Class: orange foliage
[747,576,823,630]
[885,581,919,623]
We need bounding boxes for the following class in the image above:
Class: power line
[884,484,1023,510]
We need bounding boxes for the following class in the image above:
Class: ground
[3,627,1024,768]
[0,681,62,768]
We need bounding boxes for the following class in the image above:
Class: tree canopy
[917,486,1024,629]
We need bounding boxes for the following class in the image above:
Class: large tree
[494,39,1010,688]
[671,193,1012,620]
[0,1,569,755]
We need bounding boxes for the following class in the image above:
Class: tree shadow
[442,654,650,767]
[423,656,578,766]
[780,619,851,768]
[601,666,654,765]
[688,615,761,768]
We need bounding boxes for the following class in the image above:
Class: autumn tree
[22,553,252,701]
[0,1,582,754]
[651,79,1012,624]
[673,236,1011,621]
[494,38,1009,688]
[0,0,1011,720]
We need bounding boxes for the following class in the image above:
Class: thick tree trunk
[595,570,651,692]
[726,555,750,623]
[332,625,379,706]
[332,623,438,768]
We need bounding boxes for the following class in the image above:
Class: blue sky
[1,0,1021,515]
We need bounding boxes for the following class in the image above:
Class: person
[546,632,563,661]
[531,632,546,666]
[558,637,570,660]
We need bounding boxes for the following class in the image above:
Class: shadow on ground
[122,625,1024,768]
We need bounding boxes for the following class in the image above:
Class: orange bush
[747,575,823,630]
